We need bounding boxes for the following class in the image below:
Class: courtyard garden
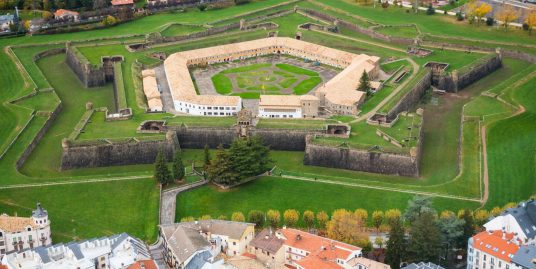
[0,0,534,245]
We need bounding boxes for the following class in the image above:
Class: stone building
[258,95,320,119]
[0,203,51,254]
[53,9,80,21]
[159,220,255,269]
[142,69,163,112]
[163,37,379,118]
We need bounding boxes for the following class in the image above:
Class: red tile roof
[54,9,79,17]
[111,0,134,5]
[296,255,342,269]
[280,228,360,255]
[472,231,519,262]
[127,260,158,269]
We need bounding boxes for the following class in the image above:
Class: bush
[522,23,529,31]
[426,4,435,15]
[197,4,207,11]
[456,11,464,21]
[234,0,250,4]
[486,17,495,26]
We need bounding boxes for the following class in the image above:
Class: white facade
[484,215,535,245]
[1,233,152,269]
[173,100,241,116]
[0,203,51,255]
[258,107,302,118]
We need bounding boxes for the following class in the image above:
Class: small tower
[32,202,49,228]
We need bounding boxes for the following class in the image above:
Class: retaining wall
[60,132,179,170]
[251,129,319,151]
[387,70,432,120]
[173,126,237,148]
[437,54,502,92]
[16,103,63,170]
[65,43,107,87]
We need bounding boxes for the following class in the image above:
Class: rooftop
[472,230,519,262]
[54,9,79,17]
[402,262,445,269]
[0,214,36,233]
[249,229,285,254]
[111,0,134,5]
[512,245,536,269]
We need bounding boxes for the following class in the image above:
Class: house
[512,245,536,269]
[247,227,389,269]
[1,233,153,269]
[54,9,80,22]
[111,0,134,7]
[0,14,14,31]
[467,230,520,269]
[142,69,163,112]
[127,259,159,269]
[484,199,536,245]
[402,262,445,269]
[159,220,255,269]
[257,94,320,119]
[0,203,51,254]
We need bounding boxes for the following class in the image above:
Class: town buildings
[142,69,164,112]
[258,95,320,119]
[0,203,51,254]
[53,9,80,22]
[159,220,255,269]
[402,262,445,269]
[161,37,379,118]
[1,233,153,269]
[467,199,536,269]
[247,227,390,269]
[0,14,14,32]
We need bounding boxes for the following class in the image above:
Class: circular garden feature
[211,62,322,99]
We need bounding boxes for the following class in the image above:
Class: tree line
[180,195,536,267]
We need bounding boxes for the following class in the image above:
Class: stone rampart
[304,143,419,177]
[65,43,107,87]
[60,132,179,170]
[387,70,432,120]
[251,129,321,151]
[16,103,63,170]
[173,126,237,148]
[33,48,66,61]
[436,54,502,92]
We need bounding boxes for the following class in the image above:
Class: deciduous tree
[473,209,489,227]
[180,216,195,222]
[200,215,211,220]
[496,4,519,31]
[372,211,384,233]
[231,212,245,222]
[267,209,281,228]
[284,209,300,227]
[327,209,367,245]
[459,209,475,248]
[248,210,265,227]
[354,208,368,225]
[473,2,492,25]
[303,210,315,229]
[438,213,465,263]
[385,209,402,225]
[316,211,329,229]
[404,196,436,224]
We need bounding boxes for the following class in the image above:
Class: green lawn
[160,24,206,37]
[375,25,420,39]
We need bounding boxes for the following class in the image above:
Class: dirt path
[480,125,489,206]
[0,175,150,190]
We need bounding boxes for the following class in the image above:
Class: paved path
[281,174,481,202]
[159,180,208,225]
[154,65,176,113]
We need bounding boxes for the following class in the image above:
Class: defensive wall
[387,70,432,120]
[304,124,424,177]
[436,54,502,92]
[60,131,179,170]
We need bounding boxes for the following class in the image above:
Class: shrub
[197,4,207,11]
[522,23,529,31]
[486,17,495,26]
[426,4,435,15]
[456,11,464,21]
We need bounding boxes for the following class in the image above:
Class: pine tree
[408,211,442,264]
[203,144,211,168]
[357,70,371,94]
[385,218,407,269]
[172,151,185,181]
[206,144,236,184]
[154,149,171,185]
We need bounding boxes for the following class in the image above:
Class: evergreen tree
[385,218,406,269]
[357,70,371,94]
[438,214,465,265]
[203,144,211,168]
[404,196,436,224]
[206,144,236,184]
[172,151,185,181]
[459,209,475,248]
[154,149,171,185]
[408,211,442,264]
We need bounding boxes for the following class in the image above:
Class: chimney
[296,234,302,241]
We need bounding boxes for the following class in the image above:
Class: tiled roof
[249,229,284,254]
[127,260,158,269]
[472,231,519,262]
[296,255,342,269]
[54,9,79,17]
[402,262,445,269]
[0,214,37,233]
[279,228,360,255]
[348,257,391,269]
[111,0,134,5]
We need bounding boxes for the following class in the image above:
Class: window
[233,242,236,246]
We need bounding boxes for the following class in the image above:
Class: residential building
[484,200,536,245]
[1,233,153,269]
[127,259,159,269]
[467,230,520,269]
[159,220,255,269]
[512,245,536,269]
[402,262,445,269]
[0,203,51,254]
[247,227,388,269]
[0,14,14,31]
[111,0,134,7]
[53,9,80,21]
